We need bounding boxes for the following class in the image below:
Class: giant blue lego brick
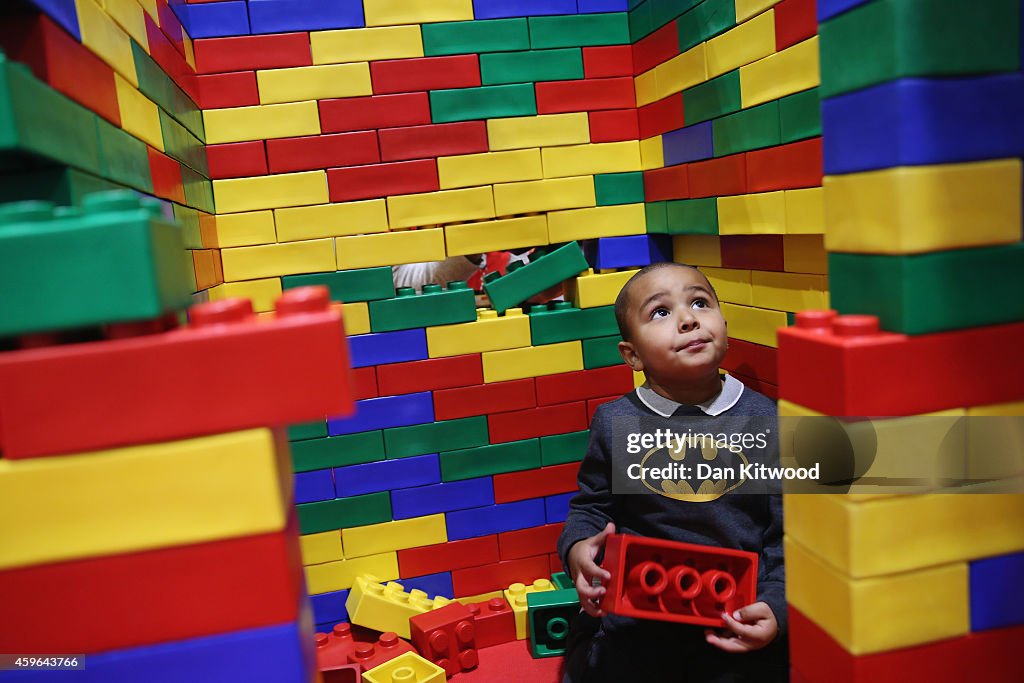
[822,74,1024,174]
[662,121,714,166]
[333,454,441,497]
[446,498,547,540]
[348,329,428,368]
[474,0,577,19]
[312,589,350,626]
[969,551,1024,632]
[391,477,496,520]
[295,469,335,504]
[818,0,873,22]
[402,572,455,600]
[328,392,434,436]
[579,0,630,11]
[180,1,251,39]
[544,492,574,523]
[25,0,79,40]
[248,0,363,33]
[587,234,672,269]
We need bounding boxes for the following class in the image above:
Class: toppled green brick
[683,70,742,125]
[595,172,645,206]
[678,0,735,51]
[368,282,476,332]
[440,439,541,481]
[430,83,536,123]
[665,198,718,235]
[480,48,584,86]
[291,431,385,472]
[287,420,328,443]
[96,116,154,193]
[529,302,619,345]
[540,430,591,466]
[528,13,630,49]
[582,334,625,369]
[712,100,780,156]
[283,267,396,303]
[422,18,531,56]
[483,241,590,313]
[297,492,391,534]
[528,588,581,658]
[383,417,489,460]
[779,88,821,144]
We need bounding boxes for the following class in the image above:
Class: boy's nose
[679,310,699,331]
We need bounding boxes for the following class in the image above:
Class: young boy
[557,262,787,682]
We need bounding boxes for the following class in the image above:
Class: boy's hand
[704,602,778,653]
[567,522,615,617]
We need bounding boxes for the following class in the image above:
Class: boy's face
[617,266,728,385]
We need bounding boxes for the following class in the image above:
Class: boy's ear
[618,340,644,373]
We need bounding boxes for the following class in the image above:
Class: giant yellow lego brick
[785,536,969,655]
[719,302,787,347]
[824,159,1022,254]
[275,200,388,242]
[203,101,321,145]
[342,515,447,558]
[439,149,543,189]
[183,33,195,70]
[136,0,158,22]
[364,652,446,683]
[482,341,583,383]
[701,267,752,305]
[487,113,590,151]
[541,141,642,179]
[735,0,781,22]
[967,400,1024,416]
[783,234,827,274]
[640,135,664,170]
[76,0,137,86]
[310,25,423,65]
[346,575,451,638]
[654,43,708,100]
[750,271,827,312]
[547,203,647,242]
[706,11,775,79]
[717,191,787,235]
[221,239,335,282]
[673,234,722,267]
[208,277,283,313]
[343,301,371,335]
[336,228,445,269]
[446,215,549,256]
[363,0,473,27]
[493,176,596,216]
[300,530,344,566]
[740,36,819,107]
[634,68,660,108]
[213,170,329,213]
[209,211,277,248]
[113,74,162,150]
[102,0,149,52]
[0,429,290,571]
[387,187,495,230]
[427,308,532,358]
[455,590,507,605]
[257,62,372,104]
[565,268,637,308]
[784,187,824,234]
[305,553,399,595]
[504,579,556,640]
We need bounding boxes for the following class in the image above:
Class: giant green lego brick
[779,88,821,144]
[480,48,584,86]
[683,70,742,125]
[422,18,531,56]
[713,100,781,157]
[645,201,669,234]
[171,204,206,250]
[0,191,192,337]
[368,282,477,332]
[429,83,536,123]
[440,438,542,481]
[297,492,391,534]
[528,13,630,49]
[551,571,574,590]
[528,588,581,657]
[678,0,736,52]
[181,164,215,214]
[288,420,328,443]
[829,244,1024,335]
[283,267,395,303]
[582,334,625,369]
[383,417,489,460]
[167,78,205,143]
[629,1,654,42]
[665,198,718,235]
[96,116,154,193]
[0,168,123,206]
[159,109,208,178]
[131,40,173,114]
[483,241,590,313]
[291,431,385,472]
[819,0,1020,98]
[595,172,645,206]
[540,430,590,466]
[529,302,618,345]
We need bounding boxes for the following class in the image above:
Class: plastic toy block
[440,438,542,482]
[334,454,441,498]
[426,308,531,358]
[341,629,419,674]
[540,430,590,466]
[320,92,431,133]
[360,0,472,26]
[328,392,433,436]
[393,478,495,521]
[480,48,584,86]
[305,553,401,594]
[453,555,550,597]
[314,622,373,673]
[75,0,137,86]
[693,265,753,304]
[351,365,380,399]
[429,82,537,123]
[688,153,747,198]
[266,131,379,175]
[208,278,283,313]
[717,191,787,235]
[433,378,536,420]
[548,202,647,242]
[343,515,447,559]
[583,44,633,78]
[498,524,563,561]
[528,302,618,344]
[328,159,439,202]
[527,587,580,657]
[545,492,573,522]
[971,551,1024,632]
[483,340,584,383]
[421,17,528,56]
[313,590,351,626]
[706,9,775,78]
[649,43,708,102]
[504,579,556,639]
[536,76,635,114]
[674,233,724,267]
[387,187,495,229]
[112,75,161,149]
[588,108,640,143]
[206,141,267,180]
[322,663,361,683]
[466,598,517,647]
[735,0,781,21]
[713,99,780,156]
[399,536,500,577]
[409,602,479,676]
[682,70,741,125]
[599,533,758,627]
[473,0,575,20]
[492,176,596,215]
[486,111,590,150]
[749,270,826,312]
[778,86,820,144]
[275,200,386,244]
[220,238,333,281]
[347,575,449,638]
[747,139,820,194]
[157,109,207,178]
[379,120,488,162]
[737,30,820,105]
[528,12,630,48]
[377,355,483,396]
[535,365,632,405]
[639,134,665,170]
[541,141,640,179]
[662,121,714,165]
[181,0,249,38]
[446,215,549,256]
[779,234,824,274]
[296,468,336,503]
[247,0,362,33]
[721,339,776,385]
[719,302,786,346]
[643,165,690,201]
[482,242,588,312]
[302,530,345,564]
[335,228,445,270]
[493,462,579,504]
[298,493,393,536]
[674,0,731,49]
[368,283,476,333]
[384,416,489,459]
[362,651,446,683]
[593,172,645,206]
[783,187,823,235]
[310,25,422,64]
[632,20,678,74]
[580,334,624,369]
[437,148,542,189]
[663,197,719,235]
[370,54,479,95]
[774,0,815,50]
[204,101,320,145]
[488,401,588,443]
[283,266,395,303]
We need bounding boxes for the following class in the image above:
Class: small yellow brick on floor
[221,239,335,281]
[311,25,423,64]
[547,203,646,242]
[487,113,590,151]
[346,575,450,638]
[740,36,819,107]
[336,228,445,269]
[203,101,321,145]
[275,200,388,242]
[439,149,543,189]
[482,341,583,383]
[446,215,549,256]
[427,308,532,358]
[257,63,372,104]
[505,579,556,639]
[493,176,596,215]
[341,515,447,558]
[387,187,495,229]
[213,170,329,214]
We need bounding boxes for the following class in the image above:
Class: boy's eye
[650,307,670,319]
[692,298,709,309]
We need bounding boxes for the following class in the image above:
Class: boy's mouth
[678,337,711,351]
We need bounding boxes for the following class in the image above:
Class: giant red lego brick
[632,20,680,75]
[0,524,304,654]
[398,536,500,578]
[0,288,352,459]
[722,339,778,385]
[378,121,489,163]
[370,55,481,95]
[493,464,579,504]
[327,159,439,202]
[487,402,588,444]
[778,312,1024,416]
[410,602,479,677]
[600,534,758,628]
[774,0,818,51]
[583,45,634,78]
[266,131,380,174]
[536,77,635,114]
[587,395,618,421]
[206,140,268,179]
[319,92,432,134]
[194,32,312,75]
[351,366,378,400]
[315,623,414,676]
[451,555,550,597]
[342,631,416,674]
[156,0,186,57]
[746,138,822,192]
[377,355,484,396]
[638,94,686,138]
[688,153,747,198]
[197,71,261,109]
[720,235,785,271]
[643,164,690,202]
[588,109,640,142]
[535,366,633,406]
[148,147,187,204]
[465,598,517,648]
[433,378,537,421]
[497,523,564,561]
[145,14,197,102]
